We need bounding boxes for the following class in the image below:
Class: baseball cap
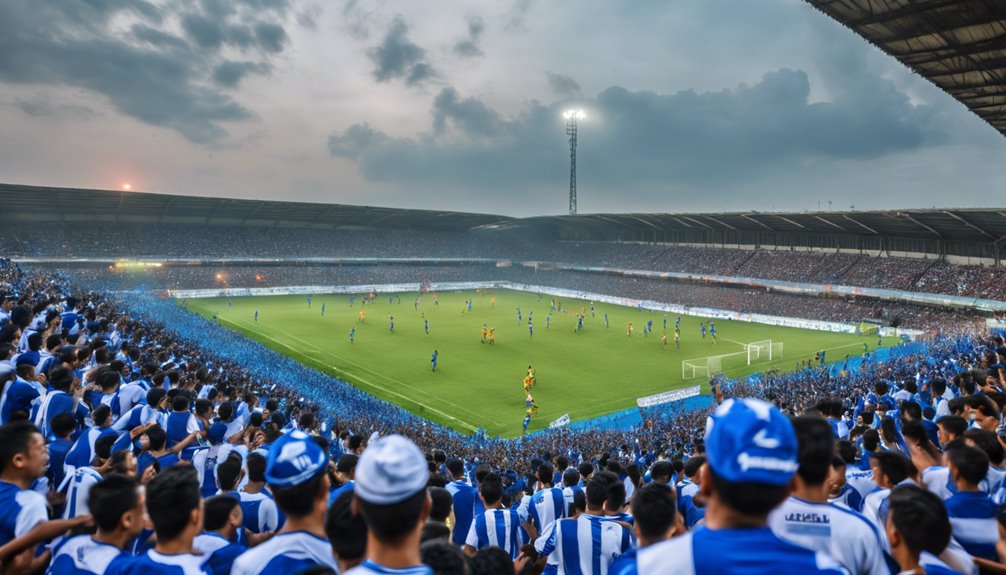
[265,430,329,488]
[705,398,799,486]
[355,434,429,504]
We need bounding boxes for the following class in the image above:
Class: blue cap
[207,422,228,445]
[265,430,329,488]
[355,434,428,504]
[705,398,798,486]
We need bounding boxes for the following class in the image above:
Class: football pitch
[184,290,890,437]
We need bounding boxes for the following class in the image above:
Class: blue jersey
[525,487,567,534]
[166,411,199,449]
[34,391,77,438]
[64,427,116,469]
[465,508,526,559]
[194,533,246,575]
[0,480,49,547]
[231,531,338,575]
[946,491,998,560]
[63,467,103,519]
[47,438,73,490]
[446,480,478,546]
[106,549,209,575]
[238,491,279,534]
[535,515,632,575]
[345,561,432,575]
[0,379,40,423]
[634,527,846,575]
[48,535,128,575]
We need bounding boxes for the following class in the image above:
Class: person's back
[231,431,338,575]
[444,458,476,546]
[767,417,887,575]
[537,514,631,575]
[638,399,846,575]
[944,445,997,561]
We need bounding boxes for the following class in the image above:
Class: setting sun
[122,183,132,191]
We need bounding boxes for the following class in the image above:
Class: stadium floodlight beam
[563,109,585,215]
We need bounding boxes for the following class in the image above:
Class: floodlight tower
[563,109,585,215]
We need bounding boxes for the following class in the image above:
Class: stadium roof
[522,209,1006,244]
[805,0,1006,137]
[0,183,512,231]
[3,183,1006,248]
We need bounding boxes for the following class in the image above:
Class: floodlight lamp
[562,109,585,120]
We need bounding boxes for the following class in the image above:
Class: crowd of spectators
[6,221,1006,301]
[3,257,1006,573]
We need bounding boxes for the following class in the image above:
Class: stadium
[2,1,1006,574]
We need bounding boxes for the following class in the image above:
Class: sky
[1,0,1004,217]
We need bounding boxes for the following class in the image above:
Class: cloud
[213,61,271,88]
[368,16,436,86]
[341,0,374,40]
[453,16,485,58]
[10,96,96,120]
[546,72,580,96]
[330,68,952,198]
[0,0,297,145]
[504,0,535,32]
[327,123,390,159]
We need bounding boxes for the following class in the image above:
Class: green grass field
[184,290,890,437]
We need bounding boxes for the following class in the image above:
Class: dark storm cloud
[213,61,271,88]
[330,68,950,194]
[546,72,580,96]
[369,16,436,86]
[327,123,390,159]
[0,0,296,144]
[453,16,485,58]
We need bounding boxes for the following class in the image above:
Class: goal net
[682,355,722,380]
[746,340,784,365]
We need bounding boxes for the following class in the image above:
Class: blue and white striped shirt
[535,514,632,575]
[526,487,567,535]
[47,535,127,575]
[946,491,998,560]
[465,508,527,558]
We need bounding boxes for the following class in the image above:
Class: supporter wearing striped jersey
[231,431,338,575]
[636,399,847,575]
[0,421,50,549]
[464,472,526,559]
[827,456,864,512]
[608,482,682,575]
[521,462,566,539]
[884,485,961,575]
[106,466,210,575]
[444,458,477,547]
[534,474,632,575]
[63,434,117,519]
[768,417,888,575]
[216,452,279,535]
[944,445,998,560]
[240,453,282,534]
[345,435,433,575]
[560,468,584,516]
[48,474,145,575]
[194,496,247,575]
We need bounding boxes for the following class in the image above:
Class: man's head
[869,451,914,489]
[946,445,989,488]
[0,421,48,482]
[826,455,847,499]
[630,483,678,546]
[791,416,835,488]
[701,398,799,520]
[89,473,146,540]
[336,454,359,482]
[325,491,368,570]
[648,460,673,484]
[204,495,243,536]
[266,430,331,520]
[682,456,705,481]
[146,466,202,545]
[428,487,453,523]
[354,434,431,544]
[216,452,244,492]
[886,485,952,560]
[478,472,503,507]
[562,468,580,488]
[537,462,554,487]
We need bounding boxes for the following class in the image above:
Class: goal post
[682,355,723,380]
[745,340,785,365]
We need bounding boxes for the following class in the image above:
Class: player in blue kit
[321,303,325,316]
[632,399,846,575]
[604,312,609,328]
[254,310,258,322]
[431,350,438,372]
[349,326,355,344]
[424,319,429,335]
